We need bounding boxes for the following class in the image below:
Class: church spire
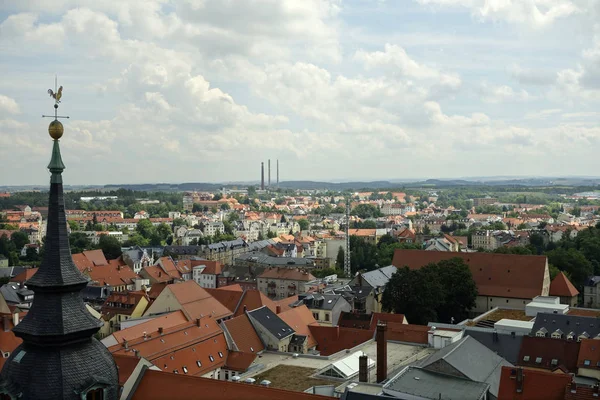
[0,82,118,399]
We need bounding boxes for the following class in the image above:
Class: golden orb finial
[49,120,64,140]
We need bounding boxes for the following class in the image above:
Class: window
[85,388,104,400]
[218,352,223,358]
[523,356,530,362]
[250,347,254,352]
[196,361,202,367]
[535,357,542,364]
[182,367,188,374]
[551,359,558,366]
[209,355,214,362]
[584,360,591,366]
[325,313,330,322]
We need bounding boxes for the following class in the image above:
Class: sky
[0,0,599,186]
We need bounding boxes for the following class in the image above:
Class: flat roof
[494,319,535,329]
[431,329,462,338]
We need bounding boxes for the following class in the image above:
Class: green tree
[156,223,172,241]
[98,235,123,260]
[257,231,265,240]
[298,219,310,231]
[213,193,223,201]
[123,233,150,247]
[25,246,39,262]
[267,230,277,239]
[220,203,230,211]
[68,220,79,232]
[69,232,93,254]
[136,219,155,238]
[173,218,187,227]
[422,225,431,235]
[336,246,345,269]
[351,204,383,219]
[11,231,29,250]
[547,247,592,289]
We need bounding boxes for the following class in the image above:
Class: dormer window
[536,330,546,338]
[85,387,104,400]
[523,356,530,362]
[584,360,591,366]
[535,357,542,364]
[551,359,558,366]
[209,355,214,362]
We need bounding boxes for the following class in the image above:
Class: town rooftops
[309,325,374,356]
[383,366,490,400]
[531,312,600,339]
[497,366,573,400]
[517,336,580,372]
[221,314,265,354]
[101,310,189,347]
[166,280,233,321]
[247,306,294,340]
[129,369,335,400]
[278,305,319,349]
[259,266,316,281]
[417,335,512,397]
[577,338,600,371]
[356,265,397,289]
[237,251,316,267]
[392,250,548,299]
[549,272,579,297]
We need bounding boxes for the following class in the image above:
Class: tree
[298,219,310,231]
[69,232,93,254]
[351,204,383,219]
[11,231,29,250]
[220,203,230,211]
[173,218,187,227]
[422,225,431,235]
[267,230,277,239]
[547,247,592,289]
[213,193,223,201]
[98,235,122,260]
[25,246,39,262]
[336,246,345,269]
[68,220,79,232]
[156,223,172,241]
[427,258,478,323]
[136,219,155,238]
[257,231,265,241]
[123,233,149,247]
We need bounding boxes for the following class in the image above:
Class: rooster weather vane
[42,76,69,121]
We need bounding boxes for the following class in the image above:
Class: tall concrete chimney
[268,159,271,187]
[261,162,265,190]
[359,354,368,382]
[376,322,387,383]
[276,159,279,188]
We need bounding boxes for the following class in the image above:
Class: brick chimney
[158,327,164,335]
[358,354,368,382]
[376,322,387,383]
[276,305,281,314]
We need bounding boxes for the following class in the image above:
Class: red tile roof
[0,317,23,369]
[392,250,548,299]
[222,314,264,354]
[148,283,167,299]
[564,383,600,400]
[11,268,38,283]
[101,291,149,317]
[130,369,335,400]
[83,249,108,266]
[369,312,406,330]
[110,318,227,377]
[234,290,277,317]
[113,354,140,385]
[142,265,174,284]
[550,272,579,297]
[386,323,429,344]
[278,305,319,349]
[109,310,189,345]
[517,336,580,372]
[497,366,572,400]
[224,351,257,372]
[167,281,232,321]
[198,261,223,276]
[217,284,243,292]
[308,325,373,356]
[259,268,316,282]
[87,260,138,288]
[577,339,600,370]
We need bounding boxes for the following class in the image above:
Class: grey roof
[383,366,489,400]
[587,276,600,286]
[298,293,343,310]
[236,251,315,267]
[290,334,307,345]
[0,285,31,304]
[204,238,247,251]
[417,336,512,397]
[163,245,199,255]
[358,265,397,289]
[248,306,294,340]
[463,328,524,364]
[531,312,600,338]
[0,266,28,279]
[247,239,277,251]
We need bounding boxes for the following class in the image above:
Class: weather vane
[42,75,69,121]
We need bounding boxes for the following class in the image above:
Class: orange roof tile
[11,268,38,284]
[148,283,167,299]
[233,290,277,317]
[308,325,373,356]
[577,339,600,370]
[217,284,243,292]
[348,229,377,237]
[224,351,257,372]
[130,369,335,400]
[259,268,316,282]
[205,288,243,314]
[497,366,572,400]
[200,261,223,275]
[113,354,140,385]
[110,310,189,344]
[278,305,319,349]
[83,249,108,265]
[222,314,265,354]
[87,261,138,288]
[392,250,547,299]
[142,265,173,283]
[168,281,232,321]
[550,272,579,297]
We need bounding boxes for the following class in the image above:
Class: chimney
[358,354,368,382]
[134,349,140,358]
[516,368,524,393]
[2,316,9,332]
[243,305,247,313]
[276,305,281,314]
[158,327,164,335]
[261,162,265,190]
[376,322,387,383]
[196,318,201,327]
[124,340,128,350]
[12,312,19,327]
[268,159,271,187]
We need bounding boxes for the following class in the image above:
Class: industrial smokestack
[268,159,271,187]
[376,322,387,383]
[261,162,265,190]
[359,354,368,382]
[277,159,279,188]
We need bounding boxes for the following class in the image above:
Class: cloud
[0,95,20,115]
[508,64,556,86]
[416,0,579,27]
[479,82,534,103]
